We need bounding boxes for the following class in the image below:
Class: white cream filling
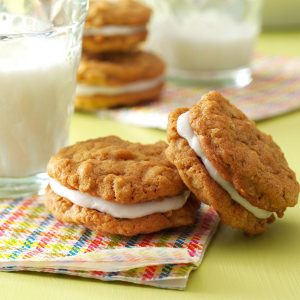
[177,112,272,219]
[76,76,164,96]
[84,25,146,37]
[49,178,189,219]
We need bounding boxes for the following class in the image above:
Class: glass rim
[0,1,88,38]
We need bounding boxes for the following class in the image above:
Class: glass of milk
[144,0,262,87]
[0,0,88,198]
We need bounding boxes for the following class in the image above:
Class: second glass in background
[144,0,262,87]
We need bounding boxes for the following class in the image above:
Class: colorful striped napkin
[0,197,219,289]
[99,55,300,129]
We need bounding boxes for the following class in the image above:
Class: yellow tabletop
[2,31,300,300]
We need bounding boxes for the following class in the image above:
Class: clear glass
[0,0,88,198]
[144,0,262,87]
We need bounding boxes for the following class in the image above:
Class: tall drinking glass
[0,0,88,198]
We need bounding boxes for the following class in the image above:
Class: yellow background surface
[2,31,300,300]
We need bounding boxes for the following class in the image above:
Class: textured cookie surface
[75,83,163,110]
[86,0,151,28]
[48,136,185,204]
[189,91,299,212]
[77,51,165,86]
[45,187,200,236]
[166,108,274,235]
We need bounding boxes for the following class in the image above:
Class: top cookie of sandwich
[86,0,151,28]
[77,51,165,86]
[188,91,298,212]
[48,136,185,204]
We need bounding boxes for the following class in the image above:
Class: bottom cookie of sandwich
[45,187,200,236]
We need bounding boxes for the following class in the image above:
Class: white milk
[0,14,80,177]
[147,10,258,72]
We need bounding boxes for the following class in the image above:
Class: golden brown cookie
[166,91,299,235]
[48,136,184,203]
[77,51,164,86]
[76,51,165,110]
[45,136,200,236]
[83,0,151,53]
[83,32,148,54]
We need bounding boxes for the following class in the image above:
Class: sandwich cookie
[166,91,299,235]
[83,0,151,53]
[76,51,165,110]
[45,136,199,236]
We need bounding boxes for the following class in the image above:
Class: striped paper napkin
[99,55,300,129]
[0,197,219,289]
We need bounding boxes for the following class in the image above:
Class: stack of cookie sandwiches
[76,0,165,110]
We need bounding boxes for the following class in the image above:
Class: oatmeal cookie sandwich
[166,91,299,235]
[45,136,199,236]
[83,0,151,53]
[76,51,165,110]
